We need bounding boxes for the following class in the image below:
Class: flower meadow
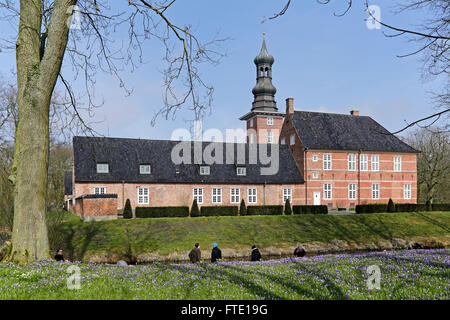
[0,249,448,300]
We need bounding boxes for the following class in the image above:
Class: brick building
[65,37,418,219]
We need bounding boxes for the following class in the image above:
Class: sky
[0,0,446,141]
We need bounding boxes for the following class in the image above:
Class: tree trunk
[6,0,76,264]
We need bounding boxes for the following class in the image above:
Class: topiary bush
[284,199,292,215]
[190,199,200,217]
[239,199,247,216]
[123,199,132,219]
[246,205,283,216]
[135,206,189,218]
[387,198,395,213]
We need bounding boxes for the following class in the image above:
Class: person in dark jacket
[251,245,261,261]
[294,244,306,257]
[54,249,64,262]
[211,242,222,263]
[188,243,201,263]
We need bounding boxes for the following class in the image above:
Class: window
[323,184,332,200]
[230,188,240,203]
[212,188,222,203]
[323,154,332,170]
[280,137,286,145]
[290,134,295,145]
[249,118,253,127]
[267,117,273,125]
[283,188,292,203]
[348,154,356,171]
[193,187,203,204]
[249,133,254,144]
[237,167,246,176]
[371,155,379,171]
[139,165,151,174]
[200,166,210,175]
[248,188,257,203]
[267,131,273,143]
[138,187,149,204]
[404,184,411,200]
[96,163,109,173]
[394,156,402,172]
[93,187,106,195]
[372,184,380,200]
[312,155,318,162]
[348,184,356,200]
[312,172,318,179]
[360,155,368,171]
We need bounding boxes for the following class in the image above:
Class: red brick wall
[247,115,284,144]
[73,196,117,219]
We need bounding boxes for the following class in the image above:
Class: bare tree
[266,0,449,134]
[0,0,227,263]
[405,128,449,203]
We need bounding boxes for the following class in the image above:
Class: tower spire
[252,34,277,111]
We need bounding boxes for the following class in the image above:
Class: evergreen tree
[191,199,200,217]
[387,198,395,213]
[284,198,292,215]
[239,199,247,216]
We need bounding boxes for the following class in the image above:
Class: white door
[313,192,321,205]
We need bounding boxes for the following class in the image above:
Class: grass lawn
[0,249,448,299]
[53,211,450,262]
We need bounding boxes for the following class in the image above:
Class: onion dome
[253,38,275,65]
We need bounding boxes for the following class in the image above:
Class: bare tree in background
[405,128,449,203]
[266,0,449,134]
[0,0,227,263]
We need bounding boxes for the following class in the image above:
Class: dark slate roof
[64,170,72,195]
[73,136,304,184]
[291,111,419,153]
[76,194,118,200]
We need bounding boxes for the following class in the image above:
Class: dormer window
[199,166,210,175]
[96,163,109,173]
[237,167,246,176]
[139,164,151,174]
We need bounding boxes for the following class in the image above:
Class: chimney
[286,98,294,115]
[350,110,359,116]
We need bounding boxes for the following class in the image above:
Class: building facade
[65,37,418,219]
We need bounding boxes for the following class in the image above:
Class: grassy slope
[57,212,450,261]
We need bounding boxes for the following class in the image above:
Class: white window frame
[360,155,368,171]
[249,118,253,127]
[372,184,380,200]
[230,188,240,203]
[323,154,332,171]
[267,117,274,125]
[290,134,295,145]
[348,184,356,200]
[267,130,273,143]
[96,163,109,173]
[394,156,402,172]
[200,166,210,175]
[212,187,222,204]
[371,155,379,172]
[237,167,246,176]
[404,184,411,200]
[248,188,257,203]
[348,154,356,171]
[93,187,106,195]
[139,164,151,174]
[138,187,149,205]
[280,137,286,145]
[312,155,318,162]
[312,171,318,179]
[283,188,292,203]
[249,133,254,144]
[193,187,203,204]
[323,183,332,200]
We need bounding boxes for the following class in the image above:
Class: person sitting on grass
[54,249,64,262]
[251,245,261,262]
[189,243,201,263]
[211,242,222,263]
[294,244,306,257]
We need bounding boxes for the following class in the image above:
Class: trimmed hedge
[135,206,189,218]
[199,206,238,217]
[356,203,450,214]
[431,203,450,211]
[247,205,284,216]
[292,205,328,215]
[355,204,387,214]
